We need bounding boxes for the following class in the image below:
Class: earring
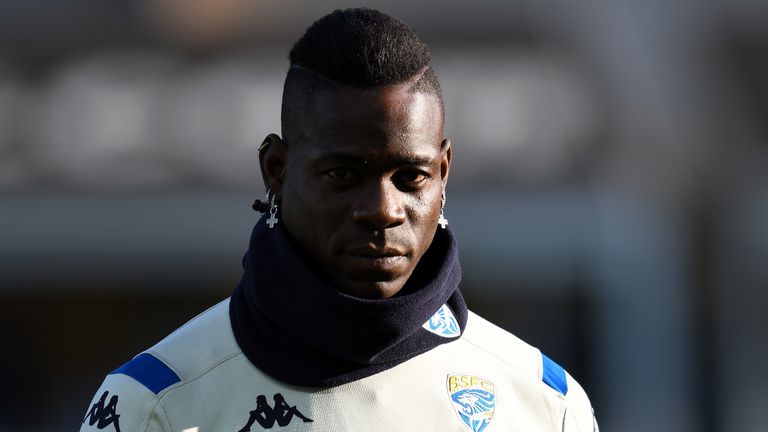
[266,191,279,229]
[251,188,271,213]
[438,191,448,229]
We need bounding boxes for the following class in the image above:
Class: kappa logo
[238,393,313,430]
[82,391,121,432]
[422,304,461,338]
[447,374,496,432]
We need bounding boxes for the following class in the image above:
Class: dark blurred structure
[1,1,767,431]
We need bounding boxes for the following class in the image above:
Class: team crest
[422,304,461,338]
[447,374,496,432]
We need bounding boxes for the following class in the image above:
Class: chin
[341,279,407,300]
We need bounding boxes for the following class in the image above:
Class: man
[81,8,597,432]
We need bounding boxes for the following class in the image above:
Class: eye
[326,168,357,181]
[396,170,429,188]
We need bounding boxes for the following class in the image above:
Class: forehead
[297,84,443,159]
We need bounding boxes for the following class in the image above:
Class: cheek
[280,178,319,239]
[282,177,341,242]
[409,187,441,220]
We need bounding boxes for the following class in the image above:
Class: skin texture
[260,83,451,299]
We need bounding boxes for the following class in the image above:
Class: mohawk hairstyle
[281,8,443,143]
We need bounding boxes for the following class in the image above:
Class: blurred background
[1,0,767,430]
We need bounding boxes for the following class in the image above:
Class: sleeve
[539,353,597,432]
[562,371,599,432]
[80,353,180,432]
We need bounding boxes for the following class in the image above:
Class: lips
[341,246,409,274]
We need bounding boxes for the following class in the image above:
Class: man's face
[275,84,450,299]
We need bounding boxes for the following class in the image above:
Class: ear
[440,138,452,188]
[259,133,288,195]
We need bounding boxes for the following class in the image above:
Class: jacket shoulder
[143,298,241,383]
[81,299,241,432]
[79,370,171,432]
[461,311,598,431]
[461,311,542,377]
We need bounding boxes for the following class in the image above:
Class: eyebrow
[310,152,434,167]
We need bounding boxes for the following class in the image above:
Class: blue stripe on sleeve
[110,353,181,394]
[541,353,569,396]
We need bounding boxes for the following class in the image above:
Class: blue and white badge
[447,374,496,432]
[422,304,461,338]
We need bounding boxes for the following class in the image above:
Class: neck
[228,215,467,387]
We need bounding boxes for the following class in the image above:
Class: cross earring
[438,191,448,229]
[266,191,279,229]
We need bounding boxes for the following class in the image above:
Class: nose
[352,180,406,230]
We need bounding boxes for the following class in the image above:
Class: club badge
[447,374,496,432]
[422,304,461,338]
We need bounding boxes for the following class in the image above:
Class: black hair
[281,8,443,143]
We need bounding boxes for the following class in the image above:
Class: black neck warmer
[229,215,467,388]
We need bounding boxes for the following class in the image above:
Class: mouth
[341,246,409,274]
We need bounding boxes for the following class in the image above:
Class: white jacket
[80,299,597,432]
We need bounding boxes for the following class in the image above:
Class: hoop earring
[438,191,448,229]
